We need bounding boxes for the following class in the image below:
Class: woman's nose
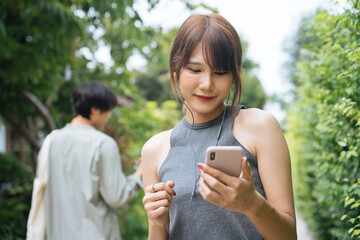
[199,73,213,90]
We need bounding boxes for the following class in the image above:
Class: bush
[107,100,181,239]
[286,1,360,239]
[0,154,33,240]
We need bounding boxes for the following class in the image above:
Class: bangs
[201,26,234,72]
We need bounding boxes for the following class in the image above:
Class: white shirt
[30,124,142,240]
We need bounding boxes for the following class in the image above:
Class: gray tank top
[159,105,266,240]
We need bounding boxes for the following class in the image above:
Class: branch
[21,90,56,131]
[3,114,41,151]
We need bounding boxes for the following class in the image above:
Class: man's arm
[98,138,142,208]
[27,133,52,240]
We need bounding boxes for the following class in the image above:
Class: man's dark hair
[71,81,117,119]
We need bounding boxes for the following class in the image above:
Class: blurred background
[0,0,359,239]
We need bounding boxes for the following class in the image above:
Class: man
[27,82,142,240]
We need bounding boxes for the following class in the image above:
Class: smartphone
[205,146,243,177]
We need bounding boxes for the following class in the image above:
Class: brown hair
[169,14,243,112]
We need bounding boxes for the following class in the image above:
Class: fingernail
[197,163,204,169]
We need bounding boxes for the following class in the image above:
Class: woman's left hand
[197,157,256,214]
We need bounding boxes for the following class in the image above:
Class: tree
[241,40,267,109]
[0,0,82,165]
[0,0,177,165]
[133,27,177,103]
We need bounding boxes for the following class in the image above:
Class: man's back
[27,82,142,240]
[45,124,140,240]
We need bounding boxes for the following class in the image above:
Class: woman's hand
[197,157,257,214]
[143,181,176,227]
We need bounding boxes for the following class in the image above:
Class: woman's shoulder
[141,129,173,160]
[234,108,282,143]
[233,108,284,159]
[141,129,173,182]
[237,107,280,130]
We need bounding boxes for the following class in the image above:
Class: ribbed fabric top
[159,105,265,240]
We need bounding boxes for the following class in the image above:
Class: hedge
[286,0,360,239]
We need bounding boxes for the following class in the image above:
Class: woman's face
[178,44,233,123]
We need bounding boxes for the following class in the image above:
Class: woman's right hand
[143,180,176,227]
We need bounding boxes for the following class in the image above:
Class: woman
[141,14,297,240]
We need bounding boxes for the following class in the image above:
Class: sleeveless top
[159,105,266,240]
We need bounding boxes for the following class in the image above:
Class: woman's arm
[248,110,296,239]
[198,109,297,240]
[141,130,175,240]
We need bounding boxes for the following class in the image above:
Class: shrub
[0,154,33,239]
[287,1,360,239]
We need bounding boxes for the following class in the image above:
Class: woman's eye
[188,68,200,73]
[214,71,228,75]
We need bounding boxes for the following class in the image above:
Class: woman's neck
[184,104,226,124]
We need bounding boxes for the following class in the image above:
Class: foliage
[282,12,318,90]
[0,0,82,108]
[342,179,360,239]
[133,27,177,103]
[286,0,360,239]
[241,61,267,108]
[0,0,176,164]
[0,154,33,239]
[107,100,181,170]
[106,100,182,239]
[118,191,148,240]
[238,41,266,109]
[0,0,187,239]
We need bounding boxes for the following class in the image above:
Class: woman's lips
[195,95,215,102]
